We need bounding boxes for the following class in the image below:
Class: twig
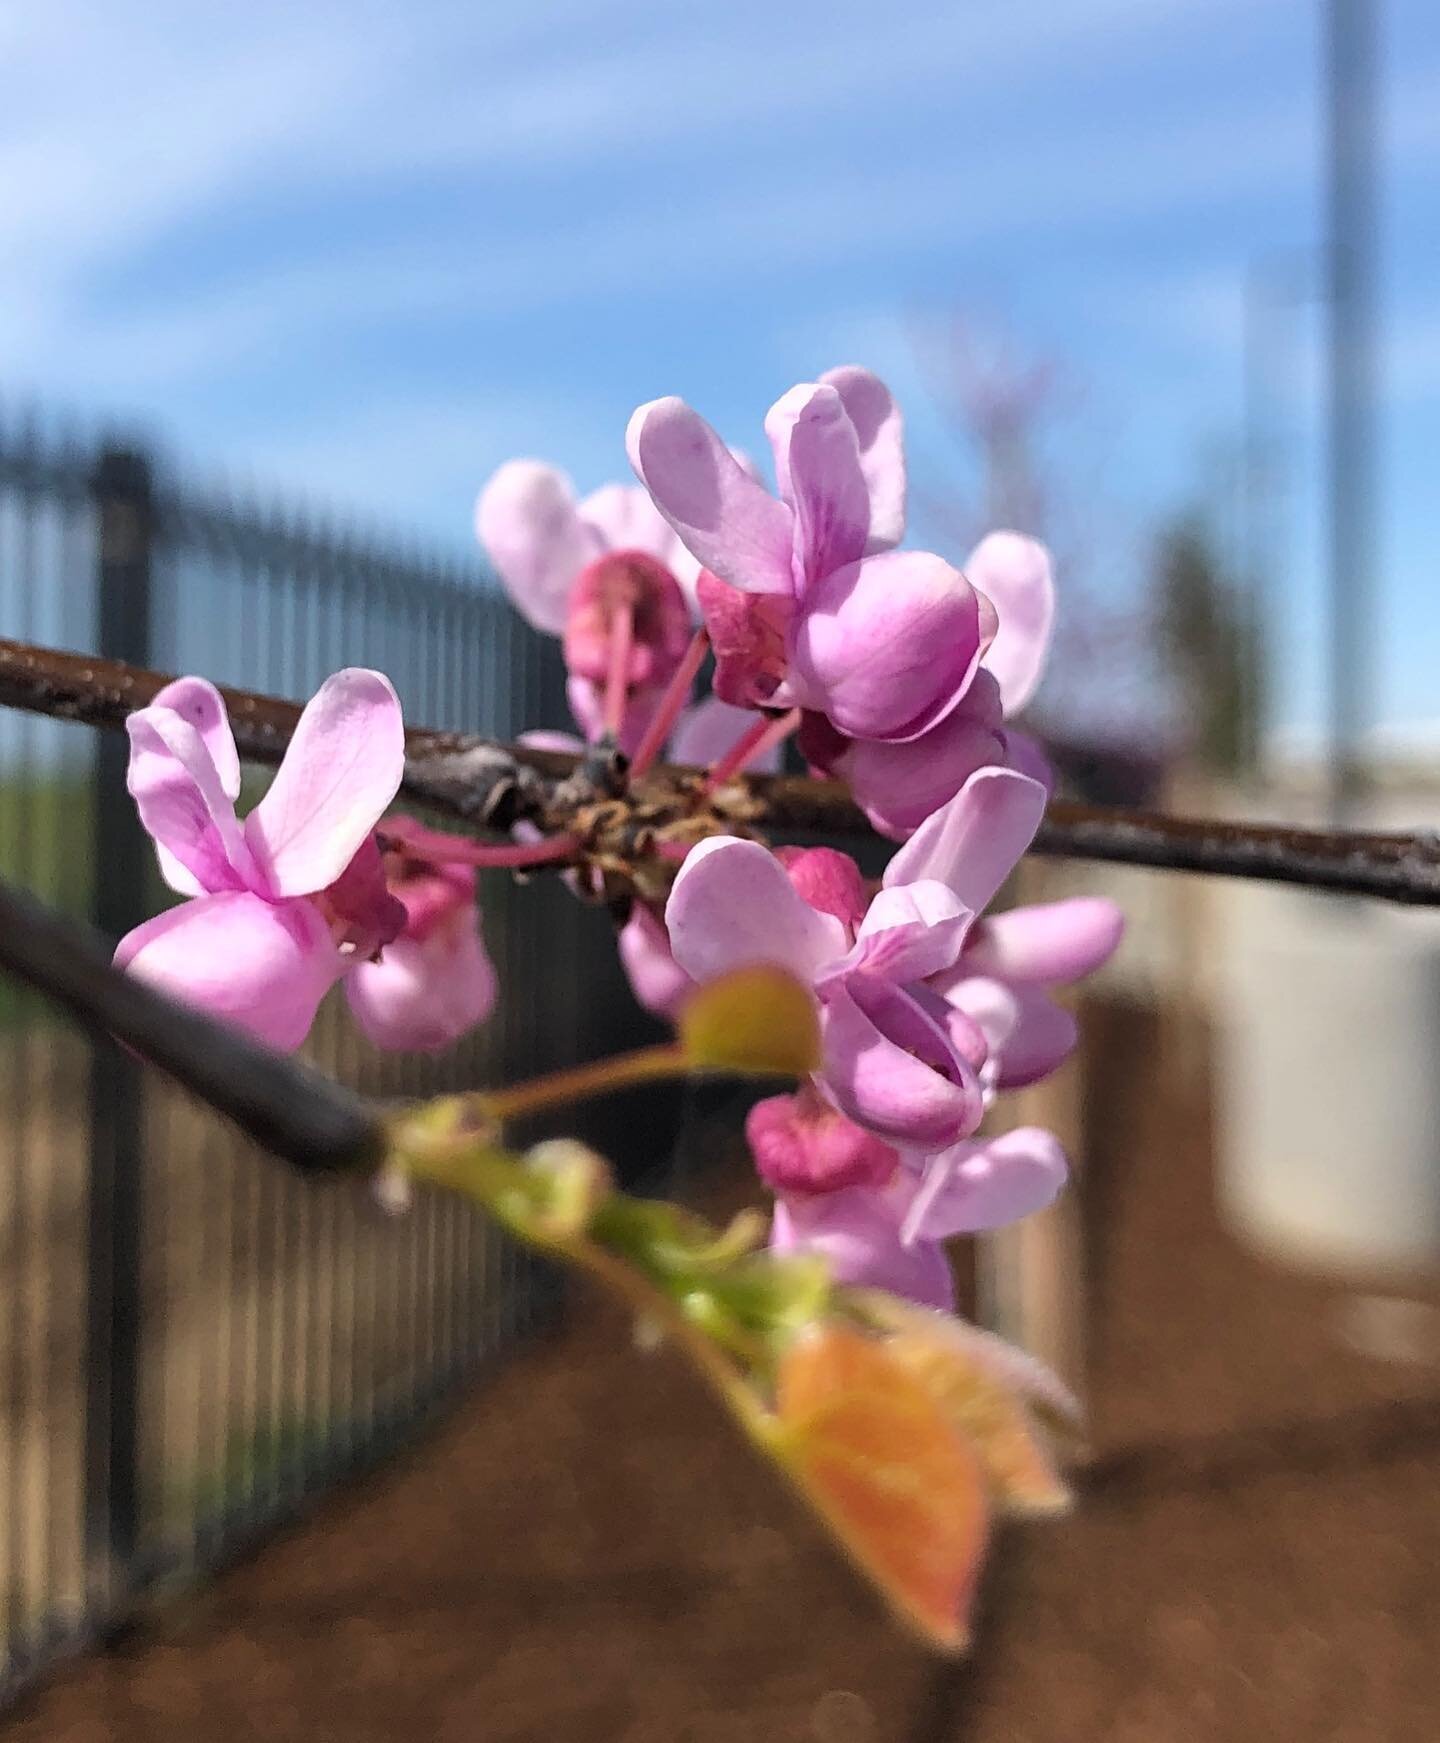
[0,877,381,1175]
[6,635,1440,903]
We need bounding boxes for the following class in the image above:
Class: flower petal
[476,460,601,635]
[565,674,662,756]
[994,989,1079,1087]
[126,704,257,896]
[149,676,241,800]
[1000,727,1056,792]
[836,881,973,985]
[962,898,1124,986]
[837,675,1007,841]
[665,836,848,987]
[579,482,702,607]
[966,532,1055,715]
[883,767,1047,913]
[245,669,406,897]
[345,914,497,1053]
[626,398,795,596]
[617,904,693,1021]
[114,891,342,1052]
[765,382,870,592]
[771,1189,956,1313]
[786,550,989,742]
[819,366,906,552]
[932,973,1019,1058]
[821,979,983,1149]
[903,1129,1068,1242]
[516,727,586,754]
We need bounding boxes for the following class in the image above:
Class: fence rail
[0,410,660,1710]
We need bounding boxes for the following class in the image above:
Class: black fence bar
[83,446,154,1604]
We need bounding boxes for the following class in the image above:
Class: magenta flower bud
[746,1088,899,1196]
[786,549,997,743]
[561,549,692,692]
[774,845,871,929]
[342,815,499,1053]
[696,569,792,708]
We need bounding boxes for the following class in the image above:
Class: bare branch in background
[5,634,1440,904]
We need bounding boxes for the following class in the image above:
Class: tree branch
[0,876,381,1174]
[5,635,1440,904]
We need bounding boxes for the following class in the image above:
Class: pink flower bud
[746,1089,899,1195]
[774,845,870,930]
[562,550,692,691]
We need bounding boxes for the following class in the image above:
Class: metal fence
[0,407,662,1707]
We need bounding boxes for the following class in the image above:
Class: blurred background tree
[1154,514,1266,778]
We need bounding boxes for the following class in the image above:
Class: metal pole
[1325,0,1379,824]
[83,444,154,1600]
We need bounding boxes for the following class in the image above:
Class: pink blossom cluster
[115,362,1121,1320]
[472,364,1121,1313]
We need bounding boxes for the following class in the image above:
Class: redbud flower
[475,462,701,627]
[628,366,995,743]
[115,670,405,1049]
[665,767,1049,1150]
[476,462,702,753]
[344,817,498,1053]
[768,1119,1068,1312]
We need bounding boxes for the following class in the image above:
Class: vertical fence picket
[82,446,154,1610]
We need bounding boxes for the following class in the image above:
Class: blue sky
[4,0,1439,741]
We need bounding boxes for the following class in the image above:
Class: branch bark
[0,876,381,1174]
[6,635,1440,904]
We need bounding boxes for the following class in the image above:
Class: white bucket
[1213,880,1440,1280]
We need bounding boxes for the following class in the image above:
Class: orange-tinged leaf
[886,1330,1070,1517]
[772,1324,989,1653]
[678,964,821,1078]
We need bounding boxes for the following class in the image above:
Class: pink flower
[344,817,498,1053]
[934,896,1125,1090]
[765,1112,1067,1312]
[476,461,700,753]
[116,670,406,1050]
[804,533,1058,839]
[476,462,701,626]
[628,367,995,742]
[665,767,1049,1150]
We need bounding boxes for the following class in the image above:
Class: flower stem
[602,600,635,740]
[414,832,583,870]
[480,1043,689,1122]
[704,707,801,792]
[628,626,710,779]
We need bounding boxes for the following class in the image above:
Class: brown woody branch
[0,876,381,1173]
[5,635,1440,904]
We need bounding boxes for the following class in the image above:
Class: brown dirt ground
[7,1000,1440,1743]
